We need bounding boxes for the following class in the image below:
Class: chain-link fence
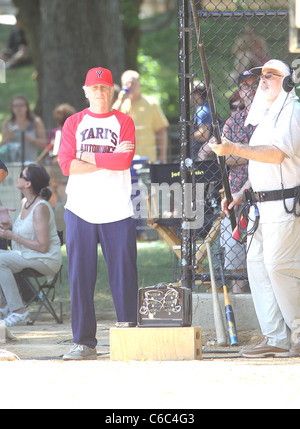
[178,0,299,292]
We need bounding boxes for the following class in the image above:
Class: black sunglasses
[230,103,245,112]
[260,72,283,80]
[19,171,30,181]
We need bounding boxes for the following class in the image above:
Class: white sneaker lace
[71,344,85,352]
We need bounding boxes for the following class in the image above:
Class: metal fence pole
[178,0,193,290]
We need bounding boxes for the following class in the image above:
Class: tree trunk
[13,0,125,132]
[121,0,143,71]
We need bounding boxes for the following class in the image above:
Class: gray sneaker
[239,338,289,358]
[63,344,97,360]
[289,342,300,357]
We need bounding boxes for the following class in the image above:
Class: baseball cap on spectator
[84,67,114,87]
[238,70,255,86]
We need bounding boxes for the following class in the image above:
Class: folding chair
[14,230,63,325]
[147,163,182,280]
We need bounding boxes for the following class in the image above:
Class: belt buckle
[259,192,267,202]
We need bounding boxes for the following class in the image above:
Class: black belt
[251,187,297,202]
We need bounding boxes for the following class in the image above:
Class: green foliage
[1,5,298,128]
[0,23,11,51]
[138,7,298,123]
[137,50,162,96]
[139,13,179,123]
[0,23,37,127]
[138,48,179,120]
[0,64,37,126]
[120,0,142,28]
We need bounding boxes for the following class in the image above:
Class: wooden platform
[110,326,202,361]
[0,320,16,344]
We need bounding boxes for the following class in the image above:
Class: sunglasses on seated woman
[19,171,30,181]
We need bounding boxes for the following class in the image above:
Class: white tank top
[12,200,62,274]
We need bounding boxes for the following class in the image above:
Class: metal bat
[206,242,227,346]
[190,0,236,232]
[216,252,238,346]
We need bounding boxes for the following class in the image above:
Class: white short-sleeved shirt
[248,98,300,223]
[59,109,135,224]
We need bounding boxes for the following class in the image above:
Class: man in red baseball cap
[84,66,114,88]
[59,66,138,360]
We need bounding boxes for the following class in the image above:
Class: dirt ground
[1,312,263,361]
[1,312,300,409]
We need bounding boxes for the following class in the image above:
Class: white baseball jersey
[59,108,135,224]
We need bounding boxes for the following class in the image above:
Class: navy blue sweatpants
[65,210,138,348]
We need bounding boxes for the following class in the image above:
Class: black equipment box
[149,160,222,185]
[138,283,192,327]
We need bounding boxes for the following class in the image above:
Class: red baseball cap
[84,67,114,87]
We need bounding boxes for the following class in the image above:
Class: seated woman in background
[0,163,62,327]
[0,94,47,163]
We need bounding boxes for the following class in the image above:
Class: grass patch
[59,240,177,316]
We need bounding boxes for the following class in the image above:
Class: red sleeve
[58,110,135,174]
[58,114,78,176]
[94,112,135,171]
